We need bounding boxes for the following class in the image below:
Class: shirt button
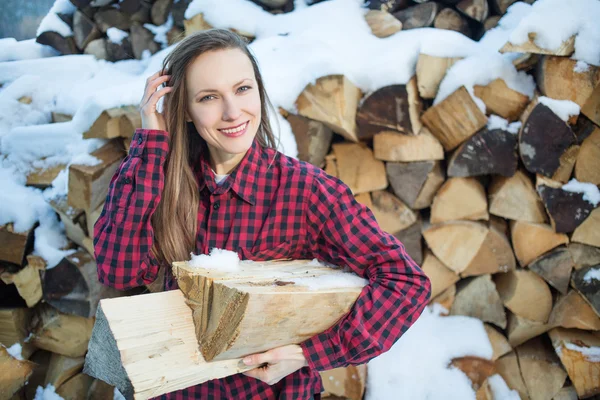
[213,202,220,210]
[123,177,132,184]
[137,136,143,145]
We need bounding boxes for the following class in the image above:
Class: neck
[208,146,246,175]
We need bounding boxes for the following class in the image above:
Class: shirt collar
[196,137,260,205]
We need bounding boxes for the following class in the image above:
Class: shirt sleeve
[94,128,169,290]
[299,172,432,371]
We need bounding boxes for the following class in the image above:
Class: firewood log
[45,353,85,389]
[387,160,445,209]
[430,177,488,223]
[130,22,161,59]
[489,0,517,14]
[582,82,600,127]
[536,56,600,108]
[68,139,126,212]
[430,284,456,312]
[151,0,173,26]
[354,191,417,234]
[83,106,139,139]
[494,269,552,323]
[548,290,600,330]
[575,126,600,185]
[447,127,518,178]
[506,311,551,348]
[331,142,387,194]
[0,224,35,271]
[473,79,529,121]
[48,196,91,253]
[456,0,488,22]
[421,250,460,299]
[367,0,410,12]
[0,255,44,307]
[52,112,73,123]
[183,13,212,36]
[320,365,367,400]
[527,247,573,295]
[460,223,516,278]
[86,202,105,242]
[482,15,500,33]
[286,113,332,167]
[393,2,440,29]
[500,34,575,56]
[365,10,403,38]
[356,78,423,139]
[0,308,31,348]
[26,164,66,188]
[572,207,600,247]
[449,275,506,329]
[568,243,600,270]
[548,328,600,399]
[571,265,600,318]
[0,346,36,399]
[515,337,567,400]
[553,386,578,400]
[373,128,444,162]
[94,9,131,33]
[422,86,488,151]
[73,10,101,50]
[415,53,461,99]
[483,324,511,361]
[433,8,471,37]
[393,214,423,265]
[510,221,569,267]
[488,170,546,223]
[495,352,529,400]
[36,31,80,55]
[451,356,496,390]
[88,379,116,400]
[57,373,95,400]
[537,184,595,233]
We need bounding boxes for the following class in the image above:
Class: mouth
[218,121,249,138]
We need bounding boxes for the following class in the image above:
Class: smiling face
[185,48,262,174]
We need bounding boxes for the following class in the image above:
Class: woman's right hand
[139,71,173,132]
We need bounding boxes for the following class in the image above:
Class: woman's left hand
[241,344,309,385]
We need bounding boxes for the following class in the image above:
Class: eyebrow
[194,78,253,97]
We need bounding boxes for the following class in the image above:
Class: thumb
[243,350,276,366]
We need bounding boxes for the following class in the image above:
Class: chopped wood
[489,0,517,14]
[0,308,31,348]
[451,356,495,391]
[365,10,403,38]
[433,8,470,37]
[430,283,455,312]
[537,184,595,233]
[506,311,551,348]
[512,53,541,72]
[88,379,116,400]
[528,247,573,295]
[568,242,600,270]
[581,82,600,127]
[355,191,417,234]
[324,152,337,177]
[366,0,410,12]
[52,112,73,123]
[392,2,440,29]
[423,220,488,274]
[553,386,578,400]
[450,275,507,329]
[68,139,125,212]
[183,12,212,36]
[172,259,363,361]
[0,224,35,271]
[520,103,577,178]
[430,177,489,223]
[84,290,271,399]
[296,75,362,142]
[421,250,460,299]
[26,164,66,188]
[29,304,94,357]
[356,78,423,139]
[415,53,461,99]
[549,290,600,330]
[36,31,79,55]
[0,255,45,307]
[548,327,600,399]
[23,350,52,400]
[393,215,423,265]
[286,113,332,167]
[56,373,95,400]
[320,364,367,400]
[0,346,36,399]
[515,336,567,400]
[45,353,85,389]
[488,170,547,223]
[151,0,174,26]
[86,202,105,241]
[456,0,488,22]
[387,160,445,209]
[500,34,575,56]
[373,129,444,162]
[483,324,512,361]
[130,22,161,59]
[537,56,600,108]
[571,265,600,318]
[475,379,493,400]
[422,86,488,151]
[510,221,569,267]
[332,142,387,194]
[495,351,530,400]
[571,207,600,247]
[83,106,140,139]
[494,269,552,323]
[473,79,529,121]
[94,9,131,33]
[48,195,89,252]
[461,223,516,277]
[552,144,580,183]
[572,113,597,143]
[73,10,101,50]
[447,127,518,178]
[575,126,600,185]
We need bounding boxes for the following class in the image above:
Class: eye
[199,95,215,102]
[238,85,252,92]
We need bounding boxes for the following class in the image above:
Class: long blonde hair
[153,29,278,267]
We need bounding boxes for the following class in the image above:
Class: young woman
[94,28,431,400]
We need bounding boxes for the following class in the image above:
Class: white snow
[188,248,241,271]
[538,96,580,122]
[583,267,600,283]
[107,28,129,45]
[113,388,125,400]
[36,0,76,37]
[144,14,174,49]
[574,60,590,73]
[366,304,495,400]
[6,343,24,360]
[487,115,521,135]
[564,342,600,362]
[290,272,368,290]
[34,384,64,400]
[0,39,59,62]
[488,374,521,400]
[562,179,600,207]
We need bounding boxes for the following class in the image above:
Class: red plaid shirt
[94,128,431,399]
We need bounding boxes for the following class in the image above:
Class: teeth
[221,122,247,134]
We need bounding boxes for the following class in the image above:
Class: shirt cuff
[129,128,169,158]
[299,331,342,372]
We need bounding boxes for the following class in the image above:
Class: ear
[185,109,192,123]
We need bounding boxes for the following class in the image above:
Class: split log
[449,275,507,329]
[183,12,212,36]
[373,129,444,162]
[548,290,600,330]
[392,2,440,29]
[456,0,488,22]
[423,220,488,274]
[494,269,552,323]
[172,259,365,362]
[510,221,569,267]
[29,304,94,357]
[129,22,161,59]
[84,38,108,60]
[94,9,131,33]
[151,0,173,25]
[48,196,90,253]
[73,10,101,50]
[520,103,577,178]
[392,215,423,265]
[495,352,529,400]
[0,255,45,307]
[488,170,547,223]
[296,75,362,142]
[86,202,105,240]
[45,353,85,389]
[0,224,35,271]
[387,160,445,209]
[26,164,66,188]
[536,56,600,108]
[356,78,423,139]
[571,265,600,318]
[68,139,126,212]
[548,328,600,399]
[88,379,116,400]
[0,308,31,347]
[483,324,511,361]
[332,142,387,194]
[355,191,417,234]
[553,386,578,400]
[489,0,517,14]
[572,207,600,247]
[83,106,140,139]
[500,34,575,56]
[581,82,600,127]
[365,10,403,38]
[482,16,500,32]
[430,177,488,223]
[433,8,470,37]
[536,184,595,233]
[451,356,495,391]
[0,346,36,399]
[572,113,597,143]
[421,250,460,299]
[553,144,580,183]
[473,79,529,121]
[515,337,567,400]
[56,373,95,400]
[575,126,600,185]
[506,311,551,348]
[23,350,52,400]
[447,127,518,178]
[528,247,573,294]
[461,223,516,277]
[568,242,600,270]
[52,112,73,123]
[286,113,332,167]
[36,31,79,55]
[366,0,409,12]
[320,364,367,400]
[415,53,461,99]
[430,283,456,312]
[422,86,488,151]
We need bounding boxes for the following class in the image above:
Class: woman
[94,28,431,399]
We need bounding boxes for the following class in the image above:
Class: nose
[222,95,242,121]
